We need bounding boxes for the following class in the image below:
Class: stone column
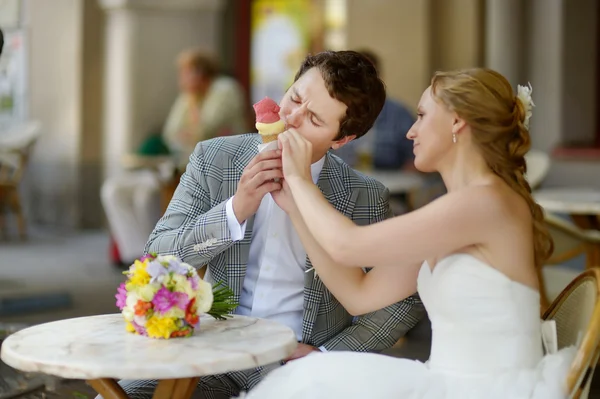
[484,0,524,88]
[526,0,563,152]
[98,0,225,179]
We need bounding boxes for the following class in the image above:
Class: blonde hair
[431,68,553,268]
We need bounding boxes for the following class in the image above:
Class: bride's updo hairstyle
[430,68,553,269]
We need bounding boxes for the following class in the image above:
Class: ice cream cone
[261,133,280,143]
[254,97,285,144]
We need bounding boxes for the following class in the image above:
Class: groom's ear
[331,134,356,150]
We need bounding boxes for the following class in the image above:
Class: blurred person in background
[164,49,248,169]
[0,28,4,56]
[101,49,248,266]
[334,49,416,171]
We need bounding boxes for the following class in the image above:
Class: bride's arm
[288,174,497,267]
[288,207,421,315]
[279,129,497,270]
[287,175,497,268]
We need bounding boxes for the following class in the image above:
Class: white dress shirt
[225,157,325,341]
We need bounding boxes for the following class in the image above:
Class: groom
[119,50,425,398]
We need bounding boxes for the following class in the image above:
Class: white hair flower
[516,83,535,129]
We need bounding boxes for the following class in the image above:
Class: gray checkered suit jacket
[144,134,424,394]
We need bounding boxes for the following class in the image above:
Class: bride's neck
[438,145,494,192]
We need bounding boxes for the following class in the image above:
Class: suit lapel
[225,137,261,297]
[232,137,260,173]
[301,153,359,342]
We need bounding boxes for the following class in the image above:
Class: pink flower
[152,287,189,314]
[132,320,148,336]
[140,253,157,262]
[188,275,200,290]
[115,283,127,310]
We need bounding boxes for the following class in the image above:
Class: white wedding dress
[243,254,577,399]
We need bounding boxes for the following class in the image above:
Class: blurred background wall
[0,0,598,230]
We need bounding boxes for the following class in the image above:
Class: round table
[534,188,600,217]
[361,170,426,195]
[360,170,430,211]
[534,187,600,231]
[534,187,600,269]
[0,314,297,399]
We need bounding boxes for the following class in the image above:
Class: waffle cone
[261,133,280,143]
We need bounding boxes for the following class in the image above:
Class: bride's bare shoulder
[429,184,530,232]
[436,184,505,212]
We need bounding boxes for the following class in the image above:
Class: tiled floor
[0,227,599,398]
[1,227,123,324]
[1,227,121,398]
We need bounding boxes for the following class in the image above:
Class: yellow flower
[128,259,151,287]
[125,321,136,333]
[146,316,177,339]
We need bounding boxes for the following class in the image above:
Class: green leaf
[207,280,238,320]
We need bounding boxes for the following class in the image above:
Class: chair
[525,149,551,189]
[539,213,600,309]
[543,268,600,399]
[0,121,41,239]
[120,153,180,214]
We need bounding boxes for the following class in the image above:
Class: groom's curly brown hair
[293,50,386,140]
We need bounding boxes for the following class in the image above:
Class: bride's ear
[331,134,356,150]
[452,116,466,135]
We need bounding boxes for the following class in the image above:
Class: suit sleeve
[144,142,237,266]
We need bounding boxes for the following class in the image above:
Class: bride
[244,68,576,398]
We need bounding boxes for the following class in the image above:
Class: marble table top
[0,314,297,380]
[534,188,600,215]
[360,170,426,194]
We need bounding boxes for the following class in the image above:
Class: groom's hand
[232,150,283,223]
[283,343,319,363]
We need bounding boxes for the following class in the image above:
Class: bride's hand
[278,130,312,182]
[271,178,299,216]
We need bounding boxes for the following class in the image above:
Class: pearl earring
[452,133,457,143]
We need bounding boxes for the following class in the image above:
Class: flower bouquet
[115,253,238,339]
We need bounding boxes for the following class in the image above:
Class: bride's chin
[414,160,431,173]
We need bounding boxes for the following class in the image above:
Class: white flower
[155,274,168,285]
[125,291,140,310]
[122,292,139,321]
[195,279,214,314]
[122,307,134,321]
[517,82,535,129]
[183,263,196,274]
[157,255,178,263]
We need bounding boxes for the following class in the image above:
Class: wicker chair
[0,121,41,239]
[543,268,600,399]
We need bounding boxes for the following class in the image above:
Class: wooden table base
[87,377,200,399]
